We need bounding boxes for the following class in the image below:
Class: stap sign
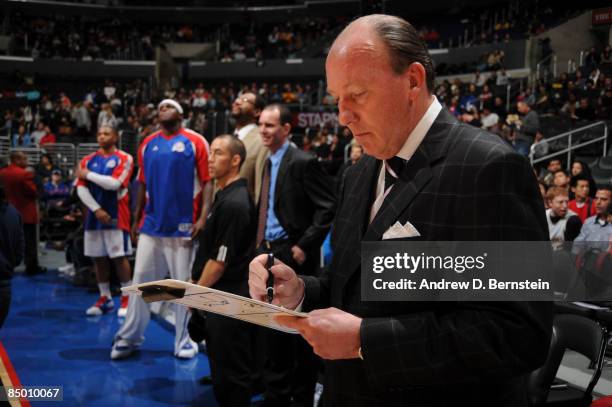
[293,112,339,129]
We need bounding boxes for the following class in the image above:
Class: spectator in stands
[39,126,56,145]
[541,158,562,187]
[282,83,298,104]
[97,103,117,130]
[35,153,59,184]
[560,93,578,119]
[12,125,32,147]
[535,85,550,112]
[72,101,92,140]
[568,174,596,223]
[584,47,600,74]
[479,84,493,106]
[573,186,612,258]
[492,96,507,123]
[30,121,47,145]
[545,186,581,250]
[480,104,499,132]
[312,128,331,161]
[103,80,116,102]
[596,86,612,119]
[0,152,45,275]
[516,101,540,143]
[570,160,597,198]
[336,140,363,194]
[0,181,24,330]
[501,126,529,156]
[552,170,570,189]
[496,68,510,86]
[573,97,596,121]
[43,169,70,208]
[459,83,478,113]
[530,130,549,159]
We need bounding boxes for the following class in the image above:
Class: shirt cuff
[291,278,306,312]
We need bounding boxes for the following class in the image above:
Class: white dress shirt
[234,123,257,141]
[369,96,442,222]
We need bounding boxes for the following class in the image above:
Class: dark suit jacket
[269,145,336,262]
[0,164,39,224]
[302,108,553,407]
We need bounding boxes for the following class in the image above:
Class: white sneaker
[58,264,74,274]
[117,295,129,318]
[176,340,198,359]
[111,338,137,360]
[86,296,114,316]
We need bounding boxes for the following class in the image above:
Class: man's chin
[160,119,180,128]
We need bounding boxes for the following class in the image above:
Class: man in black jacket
[0,181,25,329]
[191,135,257,407]
[249,14,552,407]
[255,103,336,407]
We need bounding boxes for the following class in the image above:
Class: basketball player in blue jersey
[111,99,212,360]
[76,125,134,317]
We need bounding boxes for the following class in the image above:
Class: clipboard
[122,279,307,334]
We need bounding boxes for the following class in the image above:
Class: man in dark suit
[0,152,44,275]
[256,103,336,406]
[249,15,552,407]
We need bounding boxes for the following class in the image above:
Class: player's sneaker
[176,339,198,359]
[110,338,138,360]
[86,296,114,316]
[117,295,129,318]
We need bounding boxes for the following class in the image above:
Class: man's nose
[338,107,355,126]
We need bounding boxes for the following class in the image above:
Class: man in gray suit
[232,92,267,201]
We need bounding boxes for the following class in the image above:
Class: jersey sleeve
[186,132,210,185]
[112,152,134,188]
[76,156,90,187]
[137,139,147,184]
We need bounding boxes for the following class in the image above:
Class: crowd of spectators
[432,44,612,159]
[1,78,323,151]
[2,1,594,63]
[5,12,222,60]
[2,45,611,183]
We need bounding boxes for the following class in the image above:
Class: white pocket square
[382,221,421,240]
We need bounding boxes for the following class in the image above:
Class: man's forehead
[260,108,280,121]
[328,23,381,63]
[597,190,612,198]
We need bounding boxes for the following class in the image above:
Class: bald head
[329,15,435,92]
[10,151,27,168]
[325,14,436,160]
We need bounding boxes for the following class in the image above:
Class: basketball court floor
[1,248,611,406]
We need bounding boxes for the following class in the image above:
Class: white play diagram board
[122,279,307,334]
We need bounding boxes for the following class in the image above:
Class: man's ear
[405,62,427,97]
[282,122,291,136]
[231,154,242,169]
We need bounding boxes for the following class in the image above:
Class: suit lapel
[363,148,432,240]
[242,126,259,150]
[333,108,458,302]
[356,157,382,238]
